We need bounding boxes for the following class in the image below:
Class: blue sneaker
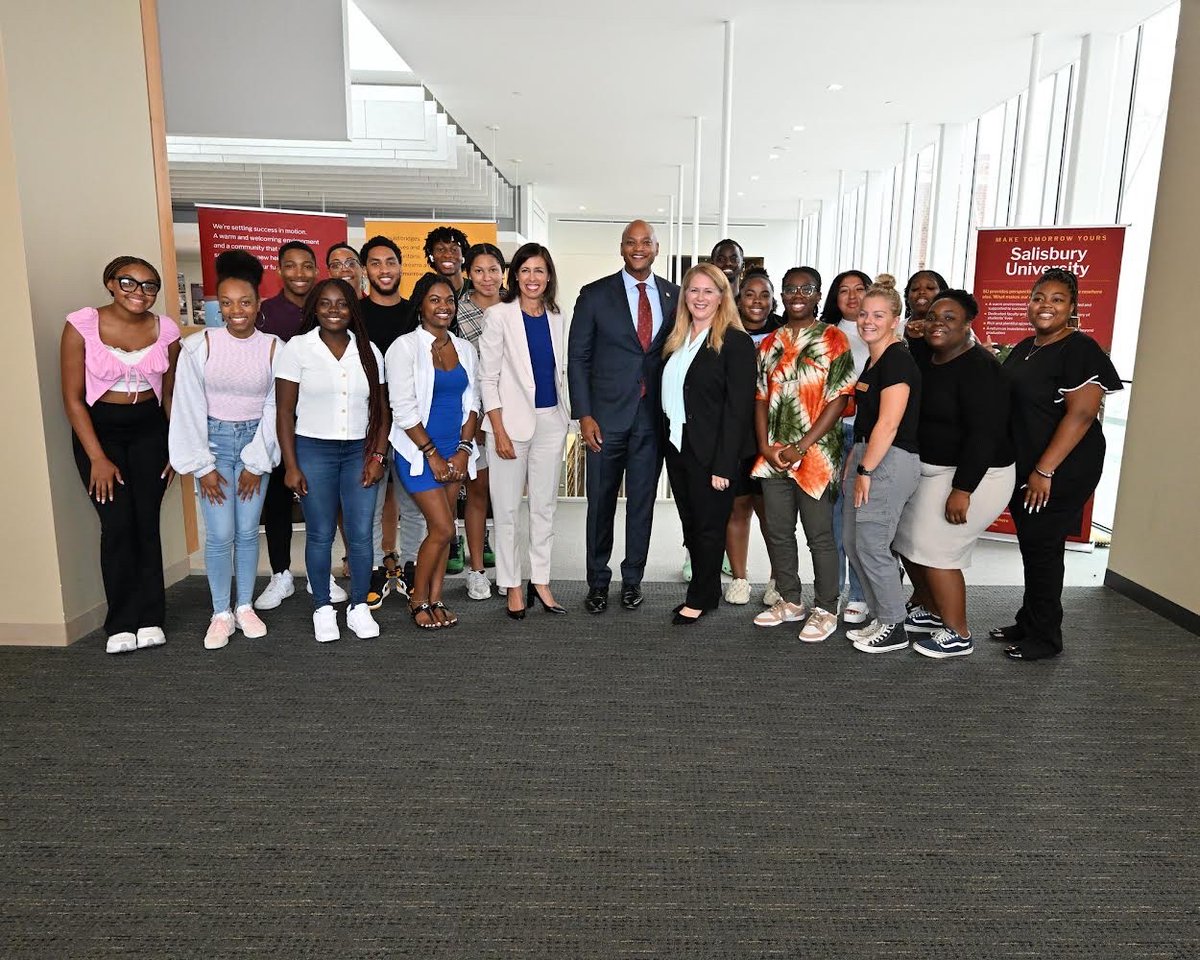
[913,627,974,659]
[904,603,944,633]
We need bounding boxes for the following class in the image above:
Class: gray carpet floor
[1,577,1197,959]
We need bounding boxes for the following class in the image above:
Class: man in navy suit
[568,220,680,613]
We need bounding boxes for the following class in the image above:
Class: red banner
[973,226,1126,538]
[197,205,348,300]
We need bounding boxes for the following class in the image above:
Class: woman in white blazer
[478,243,571,620]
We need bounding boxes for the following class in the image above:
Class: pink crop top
[66,307,180,406]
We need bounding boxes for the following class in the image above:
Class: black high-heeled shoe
[506,587,526,620]
[527,582,567,615]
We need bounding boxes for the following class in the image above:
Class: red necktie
[636,282,653,351]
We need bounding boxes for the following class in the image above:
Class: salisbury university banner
[973,225,1126,539]
[973,226,1125,350]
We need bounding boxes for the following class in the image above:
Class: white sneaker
[135,626,166,649]
[204,612,235,650]
[762,579,781,606]
[846,618,882,643]
[313,605,340,643]
[307,575,348,603]
[799,607,838,643]
[753,599,808,627]
[254,571,294,610]
[105,632,137,654]
[234,604,267,638]
[346,602,380,638]
[465,569,492,601]
[724,578,751,604]
[842,600,869,624]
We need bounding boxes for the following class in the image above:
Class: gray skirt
[893,462,1016,569]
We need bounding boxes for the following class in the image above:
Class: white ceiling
[357,0,1175,221]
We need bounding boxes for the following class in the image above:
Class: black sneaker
[851,620,910,654]
[395,560,415,600]
[366,566,390,610]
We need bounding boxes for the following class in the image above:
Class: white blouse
[274,328,385,441]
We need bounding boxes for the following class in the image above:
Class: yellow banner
[363,219,498,298]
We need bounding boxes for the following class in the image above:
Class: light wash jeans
[832,419,866,603]
[198,417,268,614]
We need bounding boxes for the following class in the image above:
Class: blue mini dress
[397,364,469,494]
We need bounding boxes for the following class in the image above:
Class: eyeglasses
[116,275,161,296]
[782,283,818,296]
[328,258,360,270]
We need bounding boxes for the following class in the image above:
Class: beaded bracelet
[456,441,473,455]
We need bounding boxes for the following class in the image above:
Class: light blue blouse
[661,327,710,452]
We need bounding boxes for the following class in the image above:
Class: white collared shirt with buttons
[274,328,386,440]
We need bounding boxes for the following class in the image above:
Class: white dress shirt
[621,270,665,339]
[274,328,385,440]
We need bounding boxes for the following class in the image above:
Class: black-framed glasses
[782,283,818,296]
[116,275,161,295]
[329,257,360,270]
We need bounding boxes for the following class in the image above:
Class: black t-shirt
[360,297,414,356]
[743,313,783,347]
[1002,332,1122,490]
[911,340,1014,492]
[853,341,921,453]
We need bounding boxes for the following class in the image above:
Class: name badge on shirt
[856,381,869,392]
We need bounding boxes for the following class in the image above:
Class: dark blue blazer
[567,271,679,434]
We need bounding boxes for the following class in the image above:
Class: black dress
[1001,332,1122,657]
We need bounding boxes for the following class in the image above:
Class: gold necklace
[1025,329,1074,360]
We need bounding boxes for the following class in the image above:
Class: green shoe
[446,534,465,575]
[482,531,496,568]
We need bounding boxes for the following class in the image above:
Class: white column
[833,168,846,266]
[666,192,676,283]
[675,163,685,282]
[1014,32,1045,225]
[794,198,805,263]
[692,115,703,264]
[889,122,913,273]
[861,169,885,275]
[718,20,735,237]
[928,122,966,275]
[1063,33,1121,224]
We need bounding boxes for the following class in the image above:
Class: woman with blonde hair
[841,275,923,653]
[661,262,758,624]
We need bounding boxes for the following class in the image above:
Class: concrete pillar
[0,0,189,644]
[1107,1,1200,626]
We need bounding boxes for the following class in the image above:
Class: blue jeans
[832,419,865,603]
[198,418,268,614]
[295,435,376,608]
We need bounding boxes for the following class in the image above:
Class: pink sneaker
[234,604,267,639]
[204,612,235,650]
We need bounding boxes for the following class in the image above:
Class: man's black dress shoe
[620,583,643,610]
[585,587,609,614]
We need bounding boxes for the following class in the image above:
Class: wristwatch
[856,464,874,476]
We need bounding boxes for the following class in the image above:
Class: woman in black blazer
[661,262,758,624]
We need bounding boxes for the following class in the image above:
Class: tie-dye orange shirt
[751,322,855,498]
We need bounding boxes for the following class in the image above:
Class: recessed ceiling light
[792,125,806,132]
[750,174,760,181]
[577,205,587,211]
[736,191,745,197]
[827,83,844,92]
[509,157,522,163]
[656,207,665,213]
[768,153,780,161]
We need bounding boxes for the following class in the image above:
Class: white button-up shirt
[274,328,385,440]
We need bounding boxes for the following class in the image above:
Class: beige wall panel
[0,1,188,640]
[1108,0,1200,615]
